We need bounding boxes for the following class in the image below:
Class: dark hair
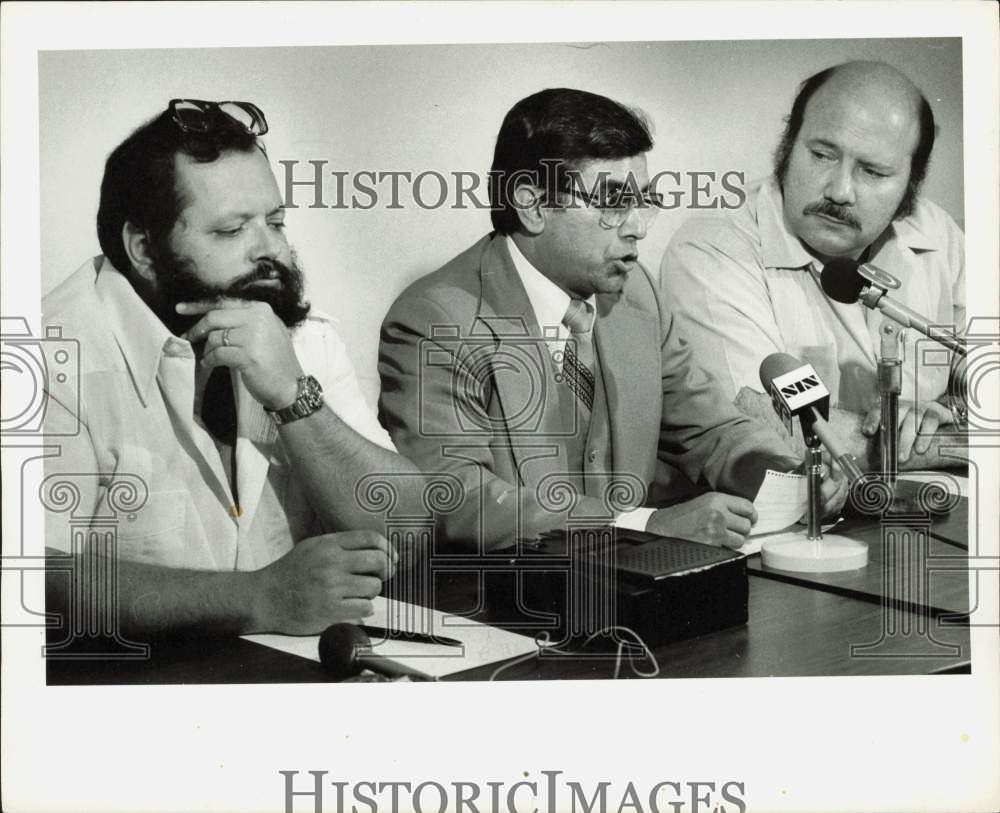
[97,107,262,274]
[773,65,936,220]
[488,88,653,235]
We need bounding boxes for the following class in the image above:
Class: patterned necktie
[561,298,596,411]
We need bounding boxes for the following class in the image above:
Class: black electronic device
[490,528,748,648]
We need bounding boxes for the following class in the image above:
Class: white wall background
[39,38,963,401]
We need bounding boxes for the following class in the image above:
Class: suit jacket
[379,234,794,550]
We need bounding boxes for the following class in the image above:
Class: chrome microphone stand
[805,439,824,540]
[878,320,903,489]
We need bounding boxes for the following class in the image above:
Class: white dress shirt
[505,237,654,532]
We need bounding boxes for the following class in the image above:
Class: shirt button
[164,338,192,357]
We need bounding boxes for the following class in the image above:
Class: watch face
[271,375,324,424]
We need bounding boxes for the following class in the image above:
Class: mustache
[226,260,286,295]
[215,258,311,327]
[154,251,311,331]
[803,200,862,231]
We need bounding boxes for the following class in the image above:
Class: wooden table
[747,506,970,616]
[47,508,971,684]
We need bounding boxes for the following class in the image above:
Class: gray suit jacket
[379,234,794,550]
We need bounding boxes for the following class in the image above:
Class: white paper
[750,469,807,536]
[243,596,541,680]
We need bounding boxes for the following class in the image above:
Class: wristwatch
[266,375,325,425]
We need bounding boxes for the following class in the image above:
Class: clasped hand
[179,298,302,409]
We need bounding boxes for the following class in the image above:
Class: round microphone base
[761,533,868,573]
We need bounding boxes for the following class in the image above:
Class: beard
[149,243,311,335]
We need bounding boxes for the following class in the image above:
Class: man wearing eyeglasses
[379,88,845,552]
[42,99,422,636]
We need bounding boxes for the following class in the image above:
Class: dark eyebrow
[211,204,284,224]
[805,138,840,152]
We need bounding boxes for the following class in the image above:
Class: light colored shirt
[506,236,597,367]
[42,256,394,571]
[661,177,966,413]
[505,237,653,531]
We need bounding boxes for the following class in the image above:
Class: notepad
[243,597,541,680]
[750,469,808,536]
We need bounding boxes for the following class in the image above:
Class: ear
[512,184,546,236]
[122,222,157,282]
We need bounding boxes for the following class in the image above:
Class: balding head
[774,60,936,221]
[820,60,924,116]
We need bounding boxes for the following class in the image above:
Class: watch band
[266,374,324,425]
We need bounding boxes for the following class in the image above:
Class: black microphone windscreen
[759,352,803,392]
[821,257,865,303]
[318,623,370,680]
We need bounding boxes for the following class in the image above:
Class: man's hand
[251,531,397,635]
[179,298,303,409]
[861,399,956,463]
[811,463,849,520]
[645,492,758,550]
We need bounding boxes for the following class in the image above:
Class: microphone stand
[805,439,824,540]
[878,320,903,489]
[759,416,868,574]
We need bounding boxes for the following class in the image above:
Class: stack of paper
[243,596,540,680]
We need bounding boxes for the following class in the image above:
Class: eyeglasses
[561,187,664,230]
[168,98,268,136]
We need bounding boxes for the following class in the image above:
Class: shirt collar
[95,257,194,406]
[888,207,940,252]
[757,176,818,271]
[505,236,597,332]
[757,175,940,270]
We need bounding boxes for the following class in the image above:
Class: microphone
[318,623,428,681]
[759,353,864,484]
[821,258,967,357]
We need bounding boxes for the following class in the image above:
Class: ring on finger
[222,327,232,347]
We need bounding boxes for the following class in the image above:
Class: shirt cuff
[613,506,656,532]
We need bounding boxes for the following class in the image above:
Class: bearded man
[42,99,421,635]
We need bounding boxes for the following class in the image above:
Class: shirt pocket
[112,490,190,566]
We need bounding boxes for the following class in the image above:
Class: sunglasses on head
[168,98,268,136]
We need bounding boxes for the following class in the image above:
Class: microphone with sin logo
[758,352,864,485]
[757,352,869,573]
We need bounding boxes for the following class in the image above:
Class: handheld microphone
[318,623,428,681]
[821,258,967,357]
[759,353,864,484]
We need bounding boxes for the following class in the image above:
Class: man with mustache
[42,100,422,635]
[662,62,965,470]
[379,88,843,552]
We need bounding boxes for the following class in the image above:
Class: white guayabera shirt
[42,256,394,571]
